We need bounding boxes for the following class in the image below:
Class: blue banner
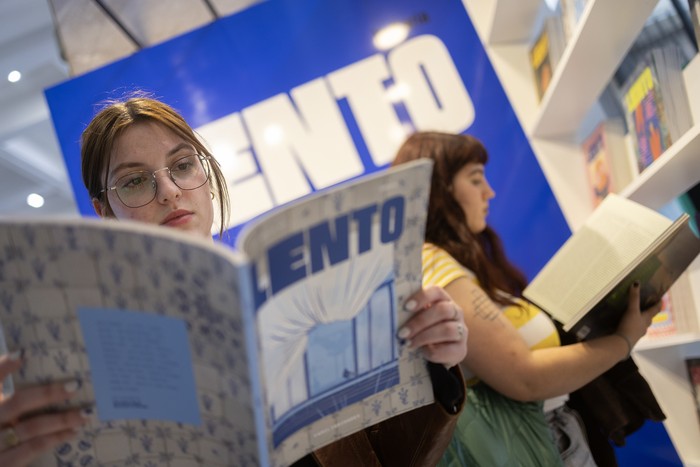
[45,0,570,278]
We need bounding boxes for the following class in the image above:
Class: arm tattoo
[470,286,501,321]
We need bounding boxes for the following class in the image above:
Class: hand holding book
[0,352,88,466]
[612,281,663,360]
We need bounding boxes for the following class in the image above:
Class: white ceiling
[0,0,74,218]
[0,0,261,219]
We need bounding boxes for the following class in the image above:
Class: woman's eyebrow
[109,160,146,177]
[166,143,195,156]
[109,143,195,176]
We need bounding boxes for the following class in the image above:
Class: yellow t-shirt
[422,243,560,351]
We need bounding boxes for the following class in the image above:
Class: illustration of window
[270,278,398,446]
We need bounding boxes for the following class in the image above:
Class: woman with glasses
[0,93,467,467]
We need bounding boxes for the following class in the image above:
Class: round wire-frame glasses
[100,154,211,208]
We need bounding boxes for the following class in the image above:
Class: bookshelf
[463,0,700,463]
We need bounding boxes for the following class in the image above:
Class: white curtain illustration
[258,241,394,419]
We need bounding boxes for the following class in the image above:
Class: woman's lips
[161,210,193,227]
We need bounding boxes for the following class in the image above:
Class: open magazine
[0,159,434,467]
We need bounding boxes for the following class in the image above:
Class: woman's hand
[397,285,468,368]
[615,282,664,351]
[0,352,88,467]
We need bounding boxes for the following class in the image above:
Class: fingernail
[64,380,81,393]
[404,300,417,312]
[397,327,410,339]
[405,339,413,349]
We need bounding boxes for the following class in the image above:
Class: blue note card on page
[78,307,201,425]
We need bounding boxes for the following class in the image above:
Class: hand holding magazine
[0,160,436,467]
[523,194,700,340]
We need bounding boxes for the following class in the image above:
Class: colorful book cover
[581,123,615,207]
[623,66,673,172]
[645,293,676,338]
[529,26,553,101]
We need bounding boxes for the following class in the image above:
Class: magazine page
[236,159,434,466]
[0,218,264,467]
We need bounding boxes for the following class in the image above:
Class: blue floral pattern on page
[0,221,259,467]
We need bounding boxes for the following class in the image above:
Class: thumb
[627,280,641,311]
[0,350,23,382]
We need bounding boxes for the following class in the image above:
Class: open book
[0,159,434,467]
[523,194,700,340]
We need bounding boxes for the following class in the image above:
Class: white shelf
[620,124,700,210]
[489,0,542,44]
[465,0,542,45]
[636,332,700,352]
[634,345,700,464]
[531,0,659,138]
[464,0,700,464]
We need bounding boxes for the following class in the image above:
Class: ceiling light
[373,22,410,50]
[7,70,21,83]
[27,193,44,208]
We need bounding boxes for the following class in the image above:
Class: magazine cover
[622,65,672,172]
[581,123,615,207]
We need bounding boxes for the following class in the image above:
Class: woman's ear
[92,198,106,218]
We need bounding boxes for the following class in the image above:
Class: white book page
[524,194,672,324]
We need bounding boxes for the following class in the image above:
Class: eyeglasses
[101,154,211,208]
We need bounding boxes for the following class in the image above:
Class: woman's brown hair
[81,91,230,238]
[392,131,528,305]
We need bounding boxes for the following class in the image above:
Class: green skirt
[438,383,564,467]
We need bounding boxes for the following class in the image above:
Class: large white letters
[329,55,407,166]
[388,35,474,133]
[196,35,473,230]
[242,79,364,206]
[196,112,274,227]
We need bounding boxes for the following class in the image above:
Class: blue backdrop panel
[45,0,570,279]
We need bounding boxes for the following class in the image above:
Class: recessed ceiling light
[27,193,44,208]
[7,70,21,83]
[373,22,410,50]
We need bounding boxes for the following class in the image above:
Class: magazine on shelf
[581,122,615,207]
[644,292,676,338]
[523,194,700,340]
[620,45,693,173]
[529,10,566,101]
[0,159,435,467]
[580,120,637,208]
